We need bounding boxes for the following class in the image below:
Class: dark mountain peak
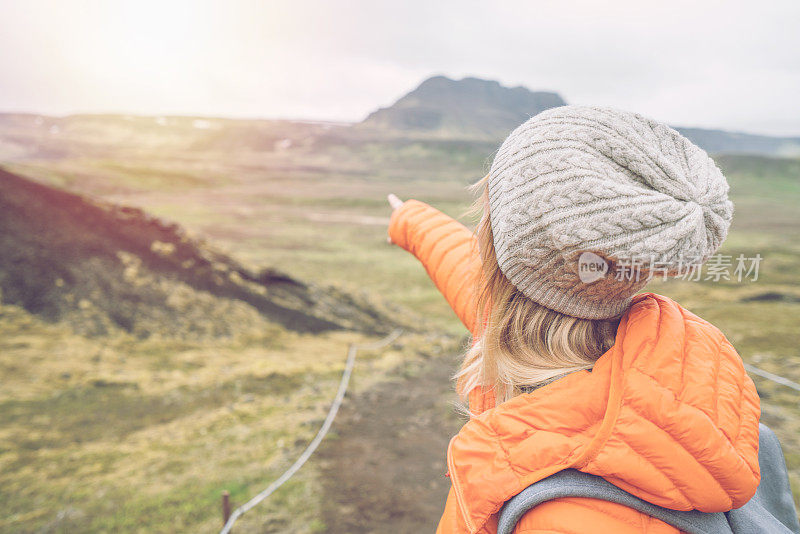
[361,75,566,139]
[416,74,456,86]
[417,75,501,90]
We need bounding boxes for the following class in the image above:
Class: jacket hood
[447,293,761,533]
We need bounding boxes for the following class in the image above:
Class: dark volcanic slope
[0,168,394,337]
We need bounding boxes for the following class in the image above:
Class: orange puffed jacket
[388,200,761,534]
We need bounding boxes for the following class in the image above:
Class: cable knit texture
[488,106,734,319]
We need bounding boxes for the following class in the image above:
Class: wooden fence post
[222,490,231,529]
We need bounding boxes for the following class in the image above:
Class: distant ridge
[1,76,799,156]
[673,127,800,157]
[360,75,566,139]
[359,75,800,156]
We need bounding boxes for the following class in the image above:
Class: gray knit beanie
[488,105,733,319]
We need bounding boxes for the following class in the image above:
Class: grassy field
[1,119,799,531]
[0,298,463,532]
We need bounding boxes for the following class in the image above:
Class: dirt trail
[316,350,466,533]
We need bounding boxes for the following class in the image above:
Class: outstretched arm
[388,195,496,414]
[387,196,481,336]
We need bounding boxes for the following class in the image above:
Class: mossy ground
[0,301,457,532]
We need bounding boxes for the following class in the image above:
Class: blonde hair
[455,176,619,405]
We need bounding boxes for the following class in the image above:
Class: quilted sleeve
[388,199,481,335]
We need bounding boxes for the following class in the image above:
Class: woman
[386,106,761,533]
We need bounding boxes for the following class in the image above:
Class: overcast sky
[1,0,799,135]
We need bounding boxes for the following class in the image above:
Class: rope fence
[218,329,798,532]
[745,363,800,393]
[219,328,403,534]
